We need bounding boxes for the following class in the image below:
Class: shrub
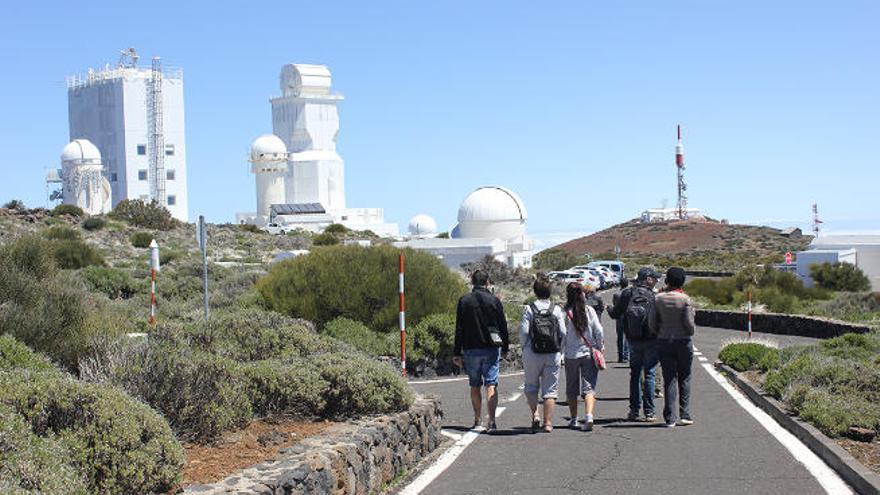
[80,266,138,299]
[818,332,880,361]
[0,371,184,494]
[315,354,413,417]
[3,199,25,211]
[533,248,583,271]
[323,317,388,356]
[312,232,340,246]
[718,342,779,372]
[461,255,533,287]
[810,262,871,292]
[51,239,105,269]
[258,245,466,330]
[811,292,880,323]
[129,231,154,248]
[239,223,262,234]
[407,312,456,363]
[80,216,106,231]
[109,199,177,230]
[0,336,56,373]
[324,223,349,234]
[0,404,87,494]
[241,359,328,417]
[49,204,84,218]
[44,225,81,241]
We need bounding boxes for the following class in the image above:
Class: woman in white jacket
[563,282,604,431]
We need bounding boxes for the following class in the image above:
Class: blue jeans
[616,319,630,361]
[462,348,501,387]
[629,340,659,416]
[658,339,694,424]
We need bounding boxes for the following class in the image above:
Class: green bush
[718,342,779,372]
[109,199,178,231]
[258,245,466,330]
[324,223,349,234]
[533,248,583,271]
[238,223,262,234]
[3,199,25,211]
[323,317,388,356]
[80,217,106,231]
[312,232,339,246]
[686,278,737,305]
[129,231,154,248]
[315,353,413,417]
[810,292,880,323]
[80,266,138,299]
[0,371,184,494]
[43,225,81,241]
[407,312,456,363]
[810,262,871,292]
[51,239,105,269]
[0,404,87,494]
[49,204,84,218]
[241,359,328,417]
[0,336,56,373]
[818,332,880,361]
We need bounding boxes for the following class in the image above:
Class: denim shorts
[462,348,501,387]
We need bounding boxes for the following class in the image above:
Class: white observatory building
[64,49,189,221]
[396,186,534,269]
[238,64,397,236]
[59,139,112,215]
[408,214,439,238]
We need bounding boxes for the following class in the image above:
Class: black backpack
[528,303,562,353]
[623,286,657,341]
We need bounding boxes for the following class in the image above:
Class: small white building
[395,186,534,270]
[641,207,702,223]
[795,249,858,287]
[800,236,880,290]
[238,64,398,237]
[59,139,112,215]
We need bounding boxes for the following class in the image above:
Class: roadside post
[148,239,160,325]
[197,215,209,321]
[747,290,753,339]
[785,251,792,266]
[399,252,406,377]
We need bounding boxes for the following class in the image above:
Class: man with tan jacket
[649,266,696,428]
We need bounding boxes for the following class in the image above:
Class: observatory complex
[238,64,398,236]
[395,186,534,269]
[56,49,189,221]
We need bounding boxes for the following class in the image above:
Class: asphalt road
[408,309,841,495]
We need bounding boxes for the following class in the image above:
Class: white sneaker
[582,418,594,431]
[678,418,694,426]
[568,417,578,429]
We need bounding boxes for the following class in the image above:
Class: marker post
[747,290,753,339]
[399,253,406,377]
[148,239,160,325]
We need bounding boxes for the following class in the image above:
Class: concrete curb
[715,362,880,495]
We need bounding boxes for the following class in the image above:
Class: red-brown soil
[838,438,880,476]
[182,418,333,486]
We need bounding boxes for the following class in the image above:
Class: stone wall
[185,396,442,495]
[696,309,872,339]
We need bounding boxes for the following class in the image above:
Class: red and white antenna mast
[812,203,822,238]
[675,124,688,220]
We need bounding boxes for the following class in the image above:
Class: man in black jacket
[608,267,661,421]
[453,270,509,433]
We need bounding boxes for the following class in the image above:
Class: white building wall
[810,236,880,291]
[68,68,189,221]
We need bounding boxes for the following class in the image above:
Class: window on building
[167,195,176,206]
[111,173,118,182]
[138,170,147,181]
[137,144,146,155]
[166,170,175,181]
[165,145,175,156]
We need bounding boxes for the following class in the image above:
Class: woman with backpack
[564,282,605,431]
[519,274,567,433]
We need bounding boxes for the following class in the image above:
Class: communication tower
[147,56,166,205]
[675,125,688,220]
[812,203,822,238]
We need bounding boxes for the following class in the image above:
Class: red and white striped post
[399,253,407,377]
[747,290,753,339]
[148,239,160,326]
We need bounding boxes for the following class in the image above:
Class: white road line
[505,392,522,403]
[698,356,708,362]
[700,363,852,494]
[693,351,703,356]
[400,406,508,495]
[408,371,524,385]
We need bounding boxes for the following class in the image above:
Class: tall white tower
[249,134,288,223]
[60,139,112,215]
[271,64,346,210]
[675,124,689,220]
[67,50,189,221]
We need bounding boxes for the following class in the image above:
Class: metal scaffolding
[147,56,166,205]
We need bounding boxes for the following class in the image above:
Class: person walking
[613,279,630,362]
[563,282,604,431]
[583,283,606,316]
[608,267,661,422]
[453,269,509,434]
[650,267,697,428]
[519,274,567,433]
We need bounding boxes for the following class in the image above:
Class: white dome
[61,139,101,165]
[250,134,287,162]
[455,186,527,240]
[408,214,438,237]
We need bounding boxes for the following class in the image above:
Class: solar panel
[270,203,326,215]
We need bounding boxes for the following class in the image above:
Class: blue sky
[0,1,876,247]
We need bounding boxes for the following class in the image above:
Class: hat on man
[636,267,662,281]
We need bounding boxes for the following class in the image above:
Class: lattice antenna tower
[675,124,688,220]
[812,203,821,238]
[118,48,139,68]
[147,56,166,205]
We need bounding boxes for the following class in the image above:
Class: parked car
[570,265,607,289]
[547,270,585,284]
[594,266,618,285]
[261,223,290,235]
[588,261,626,281]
